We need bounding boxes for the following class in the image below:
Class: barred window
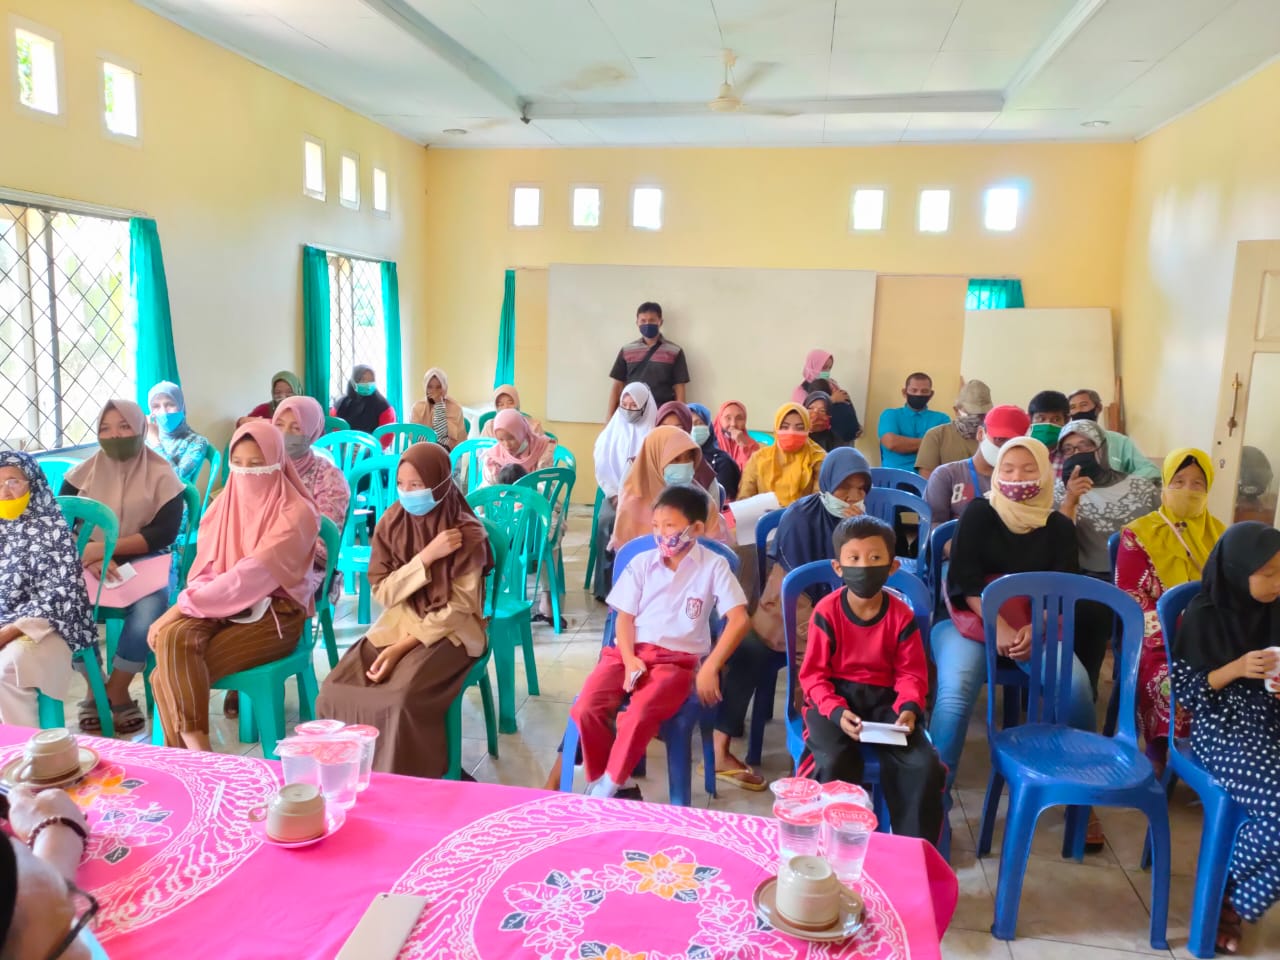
[328,253,385,402]
[0,200,133,450]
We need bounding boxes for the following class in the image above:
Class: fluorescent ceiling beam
[1004,0,1111,98]
[524,91,1005,120]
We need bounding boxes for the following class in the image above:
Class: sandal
[1085,812,1105,853]
[1217,903,1243,955]
[224,690,239,718]
[77,697,102,732]
[110,700,146,735]
[713,767,768,792]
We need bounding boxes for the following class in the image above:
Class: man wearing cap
[1067,388,1160,481]
[915,380,993,479]
[924,404,1031,524]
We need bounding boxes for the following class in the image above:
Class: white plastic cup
[295,719,346,737]
[313,738,361,810]
[1265,646,1280,693]
[774,798,824,862]
[277,738,319,788]
[340,725,380,792]
[823,802,878,886]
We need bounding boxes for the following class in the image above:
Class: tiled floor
[62,504,1280,958]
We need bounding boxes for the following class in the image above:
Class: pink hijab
[188,421,320,613]
[792,349,834,403]
[713,400,759,470]
[483,409,552,484]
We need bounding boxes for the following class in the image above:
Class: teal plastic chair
[552,444,576,474]
[336,455,398,624]
[196,445,223,516]
[151,517,341,758]
[515,467,575,635]
[449,437,497,494]
[462,416,472,436]
[477,410,540,436]
[37,456,80,493]
[748,429,774,446]
[444,519,505,780]
[312,430,379,475]
[325,415,350,434]
[466,486,551,733]
[372,422,436,455]
[36,497,118,737]
[582,486,605,591]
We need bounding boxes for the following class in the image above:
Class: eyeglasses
[0,478,29,494]
[44,879,99,960]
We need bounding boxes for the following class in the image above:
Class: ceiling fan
[708,49,779,114]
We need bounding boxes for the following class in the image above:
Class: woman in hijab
[591,382,657,599]
[146,381,210,484]
[333,364,396,438]
[0,452,97,726]
[409,367,467,449]
[1117,448,1226,775]
[609,426,722,550]
[317,443,492,778]
[244,370,302,421]
[1172,523,1280,951]
[803,390,861,453]
[482,384,543,438]
[480,410,555,487]
[689,402,740,502]
[273,396,350,567]
[1055,420,1161,577]
[148,422,319,751]
[63,400,185,734]
[714,400,759,471]
[738,403,826,507]
[655,401,721,497]
[792,349,836,403]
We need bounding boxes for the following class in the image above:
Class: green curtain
[966,278,1025,310]
[302,245,332,406]
[494,268,516,388]
[129,218,180,402]
[381,261,403,418]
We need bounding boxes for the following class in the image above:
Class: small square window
[984,187,1020,232]
[102,62,138,138]
[918,189,950,233]
[632,186,662,231]
[512,186,541,227]
[572,187,601,228]
[15,28,58,115]
[850,188,885,232]
[303,137,325,200]
[372,168,388,213]
[340,154,360,209]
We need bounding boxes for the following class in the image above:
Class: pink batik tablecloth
[0,725,957,959]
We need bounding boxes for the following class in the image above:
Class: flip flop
[713,767,768,791]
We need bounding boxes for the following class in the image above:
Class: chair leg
[478,675,499,757]
[321,607,339,669]
[1143,796,1172,951]
[150,703,165,745]
[1062,805,1088,862]
[492,623,519,734]
[143,654,156,721]
[444,692,463,781]
[1188,796,1244,958]
[978,768,1005,857]
[297,665,319,722]
[546,545,564,636]
[357,575,371,626]
[105,620,123,671]
[80,654,116,739]
[238,695,258,745]
[700,714,717,799]
[37,691,65,728]
[991,785,1042,941]
[559,712,580,792]
[666,736,693,807]
[250,684,286,760]
[1141,769,1178,871]
[520,620,540,698]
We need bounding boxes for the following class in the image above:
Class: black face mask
[905,394,930,412]
[100,435,144,461]
[840,563,892,599]
[1070,408,1099,422]
[1062,451,1102,482]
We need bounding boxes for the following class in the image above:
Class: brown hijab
[611,426,722,548]
[368,442,492,617]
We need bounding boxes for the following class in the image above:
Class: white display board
[960,307,1115,408]
[547,264,877,426]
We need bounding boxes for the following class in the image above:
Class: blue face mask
[639,322,660,340]
[156,411,184,434]
[663,462,695,486]
[398,488,438,516]
[690,424,710,446]
[355,382,377,397]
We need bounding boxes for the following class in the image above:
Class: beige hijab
[989,436,1055,535]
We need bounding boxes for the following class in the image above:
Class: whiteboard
[547,264,877,426]
[960,308,1115,408]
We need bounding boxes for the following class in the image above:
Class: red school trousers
[570,643,701,784]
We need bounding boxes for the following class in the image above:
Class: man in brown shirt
[915,380,993,478]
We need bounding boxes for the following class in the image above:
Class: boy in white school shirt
[570,484,749,799]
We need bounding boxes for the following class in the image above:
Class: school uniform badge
[684,597,703,620]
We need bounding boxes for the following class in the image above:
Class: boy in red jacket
[798,515,945,843]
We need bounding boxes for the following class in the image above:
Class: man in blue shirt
[878,372,951,471]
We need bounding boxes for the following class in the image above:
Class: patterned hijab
[990,437,1056,535]
[713,400,759,469]
[752,403,827,507]
[0,451,97,653]
[1126,448,1226,589]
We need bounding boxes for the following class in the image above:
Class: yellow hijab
[990,436,1055,534]
[1126,448,1226,587]
[753,403,826,507]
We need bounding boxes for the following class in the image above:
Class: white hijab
[594,382,656,498]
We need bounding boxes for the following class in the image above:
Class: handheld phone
[335,893,428,960]
[623,669,644,693]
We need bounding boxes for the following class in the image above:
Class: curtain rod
[305,241,394,264]
[0,187,144,220]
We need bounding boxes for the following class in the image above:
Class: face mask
[816,371,832,380]
[1071,408,1099,422]
[622,405,645,424]
[820,490,853,518]
[639,322,660,339]
[399,488,438,516]
[690,424,710,446]
[354,382,377,396]
[283,433,312,460]
[1029,422,1062,447]
[654,525,694,559]
[0,492,30,521]
[663,462,696,485]
[100,435,144,461]
[1062,452,1102,483]
[905,394,930,412]
[776,431,807,453]
[229,462,282,477]
[156,411,185,434]
[1164,487,1208,521]
[979,437,1003,466]
[955,414,984,440]
[840,563,892,600]
[996,478,1042,503]
[516,438,529,455]
[808,411,831,432]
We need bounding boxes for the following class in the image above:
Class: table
[1,726,957,959]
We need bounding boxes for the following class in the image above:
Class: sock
[587,774,620,798]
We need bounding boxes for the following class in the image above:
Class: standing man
[606,302,689,418]
[878,372,950,472]
[915,380,993,479]
[1067,388,1160,481]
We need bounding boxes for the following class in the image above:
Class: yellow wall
[1121,59,1280,458]
[0,0,429,445]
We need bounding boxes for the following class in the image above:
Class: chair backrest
[195,444,223,516]
[176,482,202,591]
[450,437,498,494]
[754,508,786,594]
[515,468,575,546]
[340,454,399,547]
[325,415,350,435]
[466,485,551,601]
[1157,581,1200,737]
[37,456,80,494]
[479,517,510,619]
[304,516,342,646]
[870,467,927,496]
[863,487,932,560]
[552,444,576,474]
[476,410,497,433]
[462,416,472,436]
[313,430,380,475]
[927,518,959,614]
[372,422,437,455]
[56,495,119,612]
[981,572,1143,736]
[1108,531,1121,581]
[747,429,774,447]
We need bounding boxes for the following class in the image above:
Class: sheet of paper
[726,492,782,547]
[103,562,137,588]
[858,722,909,747]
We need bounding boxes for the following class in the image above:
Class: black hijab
[1173,521,1280,676]
[334,363,391,434]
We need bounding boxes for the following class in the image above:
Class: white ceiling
[133,0,1280,146]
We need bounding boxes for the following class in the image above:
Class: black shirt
[608,335,689,407]
[61,483,184,556]
[947,498,1079,604]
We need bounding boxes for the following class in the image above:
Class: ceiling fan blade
[739,102,802,117]
[733,62,777,98]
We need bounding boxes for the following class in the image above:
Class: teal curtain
[381,261,403,418]
[129,218,180,402]
[494,269,516,388]
[302,246,332,406]
[966,278,1025,310]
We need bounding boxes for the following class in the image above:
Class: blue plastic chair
[974,572,1170,946]
[515,467,575,635]
[449,437,498,494]
[312,430,379,475]
[863,487,932,576]
[37,456,80,495]
[870,467,927,496]
[583,486,606,591]
[559,536,741,806]
[1103,530,1124,737]
[744,508,787,766]
[927,519,958,619]
[372,422,437,455]
[336,455,398,624]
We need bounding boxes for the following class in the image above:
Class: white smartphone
[623,668,644,693]
[335,893,428,960]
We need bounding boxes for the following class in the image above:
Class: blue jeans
[113,587,171,674]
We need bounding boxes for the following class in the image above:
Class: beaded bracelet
[28,816,89,855]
